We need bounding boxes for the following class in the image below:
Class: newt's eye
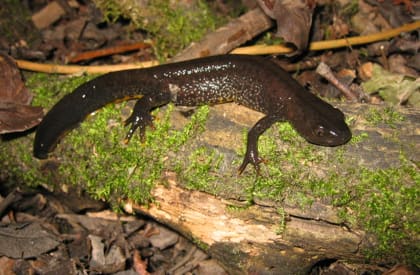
[314,126,325,137]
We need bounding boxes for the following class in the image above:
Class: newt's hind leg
[124,91,171,142]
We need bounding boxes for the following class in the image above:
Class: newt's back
[34,54,351,173]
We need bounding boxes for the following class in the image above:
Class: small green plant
[341,0,359,18]
[56,103,211,205]
[93,0,220,59]
[275,207,287,235]
[2,70,418,265]
[178,147,224,192]
[365,106,405,128]
[261,32,284,46]
[353,163,419,263]
[2,73,211,207]
[350,132,369,144]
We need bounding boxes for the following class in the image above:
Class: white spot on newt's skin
[82,94,86,99]
[168,83,180,101]
[164,63,234,79]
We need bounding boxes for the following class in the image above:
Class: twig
[231,20,420,55]
[316,62,358,101]
[67,42,151,63]
[171,8,273,62]
[0,189,21,218]
[15,21,420,74]
[15,59,159,74]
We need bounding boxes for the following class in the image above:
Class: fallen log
[2,92,417,273]
[132,103,419,274]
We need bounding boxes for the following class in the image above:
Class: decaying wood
[32,1,66,29]
[133,180,364,274]
[171,8,273,62]
[133,103,419,274]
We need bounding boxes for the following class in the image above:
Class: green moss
[362,64,420,106]
[0,73,96,189]
[226,204,249,212]
[0,0,40,46]
[341,0,359,18]
[349,132,369,144]
[365,106,405,128]
[27,73,96,107]
[54,103,210,205]
[296,156,419,264]
[2,72,210,207]
[261,32,285,46]
[2,71,417,265]
[236,122,325,204]
[352,163,419,263]
[224,116,418,264]
[167,105,210,148]
[92,0,220,60]
[192,237,209,251]
[275,207,287,235]
[178,147,223,191]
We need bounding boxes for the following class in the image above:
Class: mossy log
[132,103,419,274]
[3,94,417,274]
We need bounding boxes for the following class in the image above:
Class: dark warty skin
[33,55,351,173]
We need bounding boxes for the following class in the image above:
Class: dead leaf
[0,102,43,134]
[133,249,150,275]
[257,0,315,55]
[0,53,32,105]
[0,256,16,275]
[388,54,418,78]
[0,52,43,134]
[358,62,374,81]
[384,264,418,275]
[364,0,416,27]
[362,64,420,106]
[88,234,126,273]
[0,223,60,259]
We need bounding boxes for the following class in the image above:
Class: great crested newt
[33,55,352,173]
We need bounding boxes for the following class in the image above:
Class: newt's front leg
[238,115,281,174]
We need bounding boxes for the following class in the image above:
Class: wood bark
[133,103,419,274]
[171,8,273,62]
[31,1,66,29]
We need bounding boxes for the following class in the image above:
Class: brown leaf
[0,222,60,259]
[0,52,43,133]
[88,235,126,273]
[0,256,16,275]
[364,0,416,27]
[133,249,150,275]
[0,102,43,134]
[257,0,315,55]
[0,53,31,105]
[384,264,418,275]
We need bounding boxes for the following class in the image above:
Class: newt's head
[291,102,352,147]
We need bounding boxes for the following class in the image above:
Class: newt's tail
[33,71,145,159]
